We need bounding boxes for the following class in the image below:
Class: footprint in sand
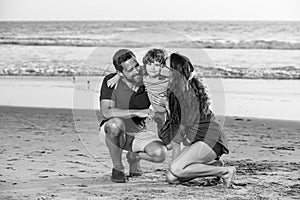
[77,183,88,187]
[34,131,46,135]
[66,160,94,167]
[38,176,49,178]
[76,153,89,158]
[28,150,47,156]
[6,166,16,170]
[6,158,19,161]
[40,169,56,173]
[69,149,80,152]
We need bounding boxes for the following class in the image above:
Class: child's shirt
[143,75,168,112]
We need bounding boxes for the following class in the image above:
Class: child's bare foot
[222,166,236,188]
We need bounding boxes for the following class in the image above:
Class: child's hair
[142,48,166,66]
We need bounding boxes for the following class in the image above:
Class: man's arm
[100,99,154,119]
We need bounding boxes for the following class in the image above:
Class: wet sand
[0,106,299,199]
[1,76,300,121]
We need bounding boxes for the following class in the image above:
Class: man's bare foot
[222,166,236,188]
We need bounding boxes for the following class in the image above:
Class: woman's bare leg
[169,141,236,187]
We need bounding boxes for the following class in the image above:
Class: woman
[159,53,236,188]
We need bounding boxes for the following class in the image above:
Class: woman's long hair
[159,53,212,145]
[168,53,211,124]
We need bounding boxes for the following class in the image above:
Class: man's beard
[128,74,142,83]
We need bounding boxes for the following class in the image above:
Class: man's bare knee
[104,118,125,138]
[155,147,167,162]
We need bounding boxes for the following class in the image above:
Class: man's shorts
[99,122,162,152]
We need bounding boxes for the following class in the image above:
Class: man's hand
[134,109,155,120]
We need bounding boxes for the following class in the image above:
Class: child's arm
[171,124,186,160]
[171,141,181,160]
[107,73,121,88]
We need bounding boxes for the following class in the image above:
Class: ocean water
[0,21,300,78]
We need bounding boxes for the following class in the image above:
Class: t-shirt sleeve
[100,74,116,101]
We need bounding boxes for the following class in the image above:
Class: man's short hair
[112,49,135,72]
[143,48,166,66]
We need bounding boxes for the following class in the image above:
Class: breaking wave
[1,65,299,79]
[1,36,300,50]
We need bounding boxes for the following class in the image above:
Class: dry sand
[0,106,299,200]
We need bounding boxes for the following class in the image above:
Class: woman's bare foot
[166,170,180,184]
[208,159,225,167]
[222,166,236,188]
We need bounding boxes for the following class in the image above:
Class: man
[99,49,167,183]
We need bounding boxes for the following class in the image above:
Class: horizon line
[1,19,300,22]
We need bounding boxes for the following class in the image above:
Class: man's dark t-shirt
[100,73,151,133]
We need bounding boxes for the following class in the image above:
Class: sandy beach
[0,105,299,200]
[0,76,300,199]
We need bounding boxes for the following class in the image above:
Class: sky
[0,0,299,21]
